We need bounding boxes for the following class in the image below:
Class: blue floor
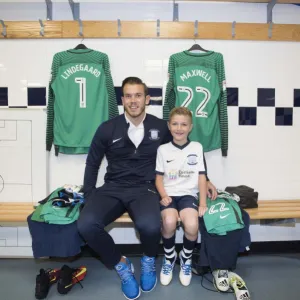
[1,254,300,300]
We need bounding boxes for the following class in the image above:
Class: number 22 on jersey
[177,86,211,118]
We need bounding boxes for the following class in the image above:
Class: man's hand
[160,196,172,207]
[207,181,217,200]
[198,206,208,217]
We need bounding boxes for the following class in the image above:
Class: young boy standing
[155,107,207,287]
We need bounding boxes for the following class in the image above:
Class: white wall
[0,1,300,256]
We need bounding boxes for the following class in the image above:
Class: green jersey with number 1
[163,51,228,156]
[46,48,118,154]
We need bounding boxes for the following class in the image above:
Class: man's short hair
[169,107,193,123]
[122,77,149,96]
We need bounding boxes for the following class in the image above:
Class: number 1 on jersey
[75,77,86,108]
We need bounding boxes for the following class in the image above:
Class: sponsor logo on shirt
[178,170,194,178]
[167,170,195,180]
[168,170,177,180]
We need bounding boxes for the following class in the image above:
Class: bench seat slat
[245,207,300,212]
[246,211,300,219]
[1,200,300,222]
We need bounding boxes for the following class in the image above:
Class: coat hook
[157,19,160,37]
[194,20,198,38]
[232,21,236,38]
[39,19,44,36]
[117,19,121,37]
[268,21,273,39]
[78,19,83,37]
[0,20,7,37]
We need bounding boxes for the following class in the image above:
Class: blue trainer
[140,256,157,292]
[115,258,141,300]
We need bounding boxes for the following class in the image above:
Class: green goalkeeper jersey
[163,51,228,156]
[46,48,118,155]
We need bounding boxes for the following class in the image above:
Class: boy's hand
[160,196,172,207]
[207,181,217,200]
[198,205,208,217]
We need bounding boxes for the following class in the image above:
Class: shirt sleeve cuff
[155,171,164,175]
[222,149,228,157]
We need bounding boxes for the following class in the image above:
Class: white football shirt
[156,141,207,198]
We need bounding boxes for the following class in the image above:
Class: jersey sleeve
[198,144,207,175]
[155,147,165,175]
[103,54,119,119]
[217,54,228,157]
[163,55,176,120]
[46,54,60,151]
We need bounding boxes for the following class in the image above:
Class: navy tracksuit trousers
[77,182,161,268]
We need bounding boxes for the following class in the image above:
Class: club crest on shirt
[187,154,198,165]
[149,129,160,140]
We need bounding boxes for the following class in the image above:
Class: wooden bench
[1,200,300,223]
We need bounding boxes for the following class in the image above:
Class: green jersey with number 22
[163,51,228,157]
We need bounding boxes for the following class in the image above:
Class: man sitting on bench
[77,77,217,300]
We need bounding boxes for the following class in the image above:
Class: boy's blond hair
[169,107,193,123]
